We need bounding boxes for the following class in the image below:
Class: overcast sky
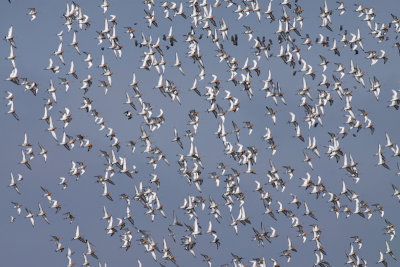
[2,0,400,266]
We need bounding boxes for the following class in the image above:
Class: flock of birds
[3,0,400,266]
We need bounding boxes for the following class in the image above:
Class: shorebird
[73,225,86,243]
[25,208,35,227]
[9,172,23,194]
[27,8,38,21]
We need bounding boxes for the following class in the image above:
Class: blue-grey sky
[2,0,400,266]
